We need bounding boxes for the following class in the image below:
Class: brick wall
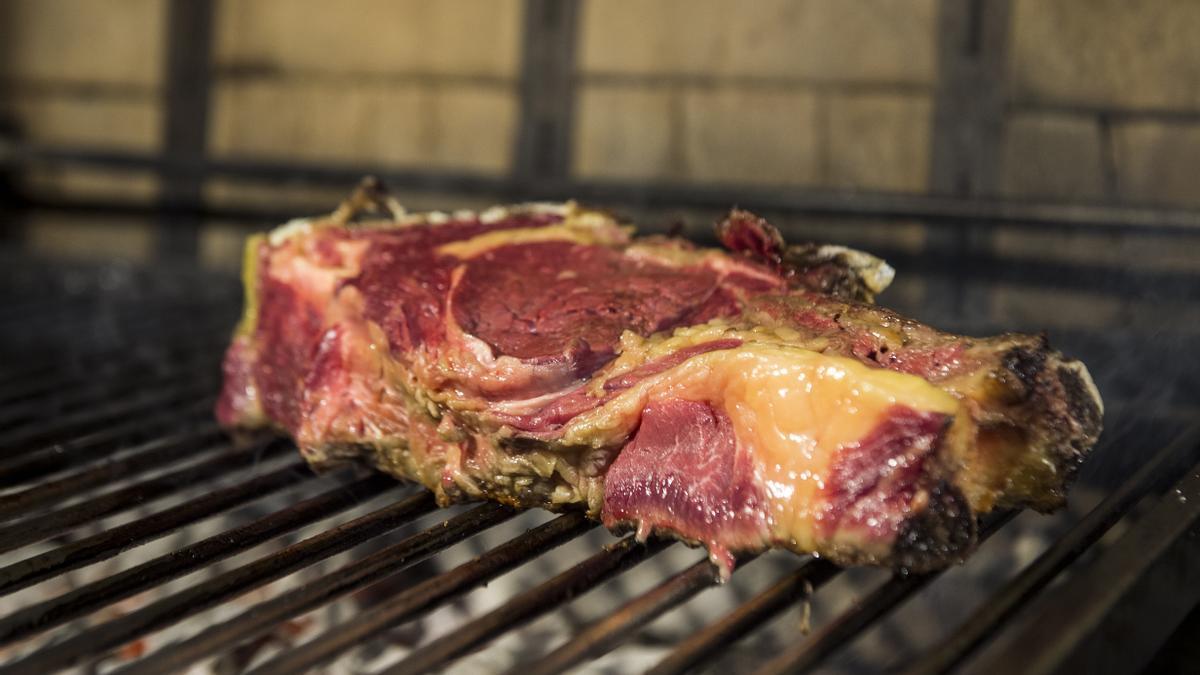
[1005,0,1200,207]
[5,0,1200,206]
[574,0,936,190]
[4,0,1200,285]
[0,0,164,208]
[209,0,521,171]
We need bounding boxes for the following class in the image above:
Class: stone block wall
[574,0,936,190]
[6,0,1200,206]
[3,0,1200,304]
[1004,0,1200,207]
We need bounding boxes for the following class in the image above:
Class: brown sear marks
[892,479,976,571]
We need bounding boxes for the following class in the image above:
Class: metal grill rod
[0,300,231,365]
[0,397,215,489]
[971,456,1200,675]
[0,453,310,598]
[385,536,674,675]
[115,501,517,675]
[0,296,95,326]
[755,572,935,675]
[0,293,227,337]
[245,511,597,675]
[0,433,282,553]
[513,552,759,675]
[0,348,222,426]
[751,512,1017,675]
[0,473,395,647]
[0,421,223,521]
[0,355,218,429]
[0,310,231,385]
[0,340,222,408]
[646,558,841,675]
[0,376,217,454]
[13,141,1200,235]
[7,491,442,675]
[900,425,1200,675]
[0,364,58,391]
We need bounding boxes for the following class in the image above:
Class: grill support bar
[0,423,223,521]
[0,351,221,430]
[0,376,218,455]
[751,512,1016,675]
[0,435,282,554]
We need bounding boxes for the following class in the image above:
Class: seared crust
[892,481,977,572]
[992,338,1103,511]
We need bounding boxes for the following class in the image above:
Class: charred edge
[780,246,874,302]
[330,176,403,225]
[1059,362,1104,449]
[1000,342,1048,402]
[1045,360,1105,500]
[999,339,1103,511]
[892,480,977,572]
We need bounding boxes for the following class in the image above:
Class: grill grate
[0,256,1197,674]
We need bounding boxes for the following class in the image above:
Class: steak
[217,179,1103,575]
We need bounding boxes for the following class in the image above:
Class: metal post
[927,0,1012,324]
[513,0,581,184]
[158,0,216,259]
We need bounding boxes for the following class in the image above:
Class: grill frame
[0,255,1196,675]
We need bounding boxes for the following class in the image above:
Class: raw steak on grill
[217,179,1103,575]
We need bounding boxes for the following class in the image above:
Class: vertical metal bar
[929,0,1012,196]
[158,0,215,259]
[513,0,581,183]
[925,0,1012,322]
[0,0,24,246]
